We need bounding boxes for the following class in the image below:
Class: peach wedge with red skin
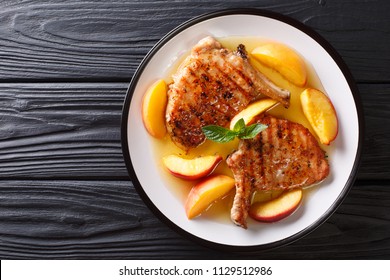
[162,154,222,180]
[230,98,278,130]
[251,42,307,87]
[300,88,338,145]
[185,174,235,219]
[142,79,168,138]
[249,188,303,223]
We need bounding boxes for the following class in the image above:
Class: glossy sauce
[151,36,332,222]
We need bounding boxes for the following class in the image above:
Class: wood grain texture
[358,84,390,179]
[0,180,388,259]
[0,0,388,82]
[0,83,128,179]
[0,0,388,260]
[0,83,387,179]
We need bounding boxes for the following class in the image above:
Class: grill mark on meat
[183,60,243,122]
[197,63,244,113]
[195,48,255,112]
[216,57,257,101]
[227,114,329,228]
[166,36,290,151]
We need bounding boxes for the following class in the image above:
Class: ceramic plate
[121,9,363,251]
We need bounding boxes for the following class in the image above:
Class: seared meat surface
[227,114,329,228]
[166,36,290,151]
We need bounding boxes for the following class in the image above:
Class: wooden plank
[0,83,129,179]
[0,180,388,259]
[0,0,388,82]
[358,84,390,179]
[0,83,388,179]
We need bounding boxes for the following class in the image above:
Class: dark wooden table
[0,0,389,259]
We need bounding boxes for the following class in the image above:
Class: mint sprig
[201,118,267,143]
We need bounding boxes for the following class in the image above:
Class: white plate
[121,9,363,250]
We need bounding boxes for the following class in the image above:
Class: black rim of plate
[121,8,364,252]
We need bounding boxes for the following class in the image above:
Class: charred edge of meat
[235,44,248,59]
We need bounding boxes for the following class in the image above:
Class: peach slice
[142,79,168,138]
[251,42,307,87]
[162,154,222,180]
[249,188,303,223]
[185,174,235,219]
[300,88,338,145]
[251,189,284,204]
[230,98,278,130]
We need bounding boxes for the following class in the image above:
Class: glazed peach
[162,154,222,180]
[185,174,235,219]
[251,189,284,204]
[142,79,168,138]
[249,188,303,223]
[300,88,338,145]
[229,98,278,130]
[251,42,307,87]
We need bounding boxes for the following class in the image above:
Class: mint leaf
[201,125,237,143]
[202,118,268,143]
[240,123,268,139]
[232,118,245,133]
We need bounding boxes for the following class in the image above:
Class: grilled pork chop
[166,36,290,151]
[227,114,329,228]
